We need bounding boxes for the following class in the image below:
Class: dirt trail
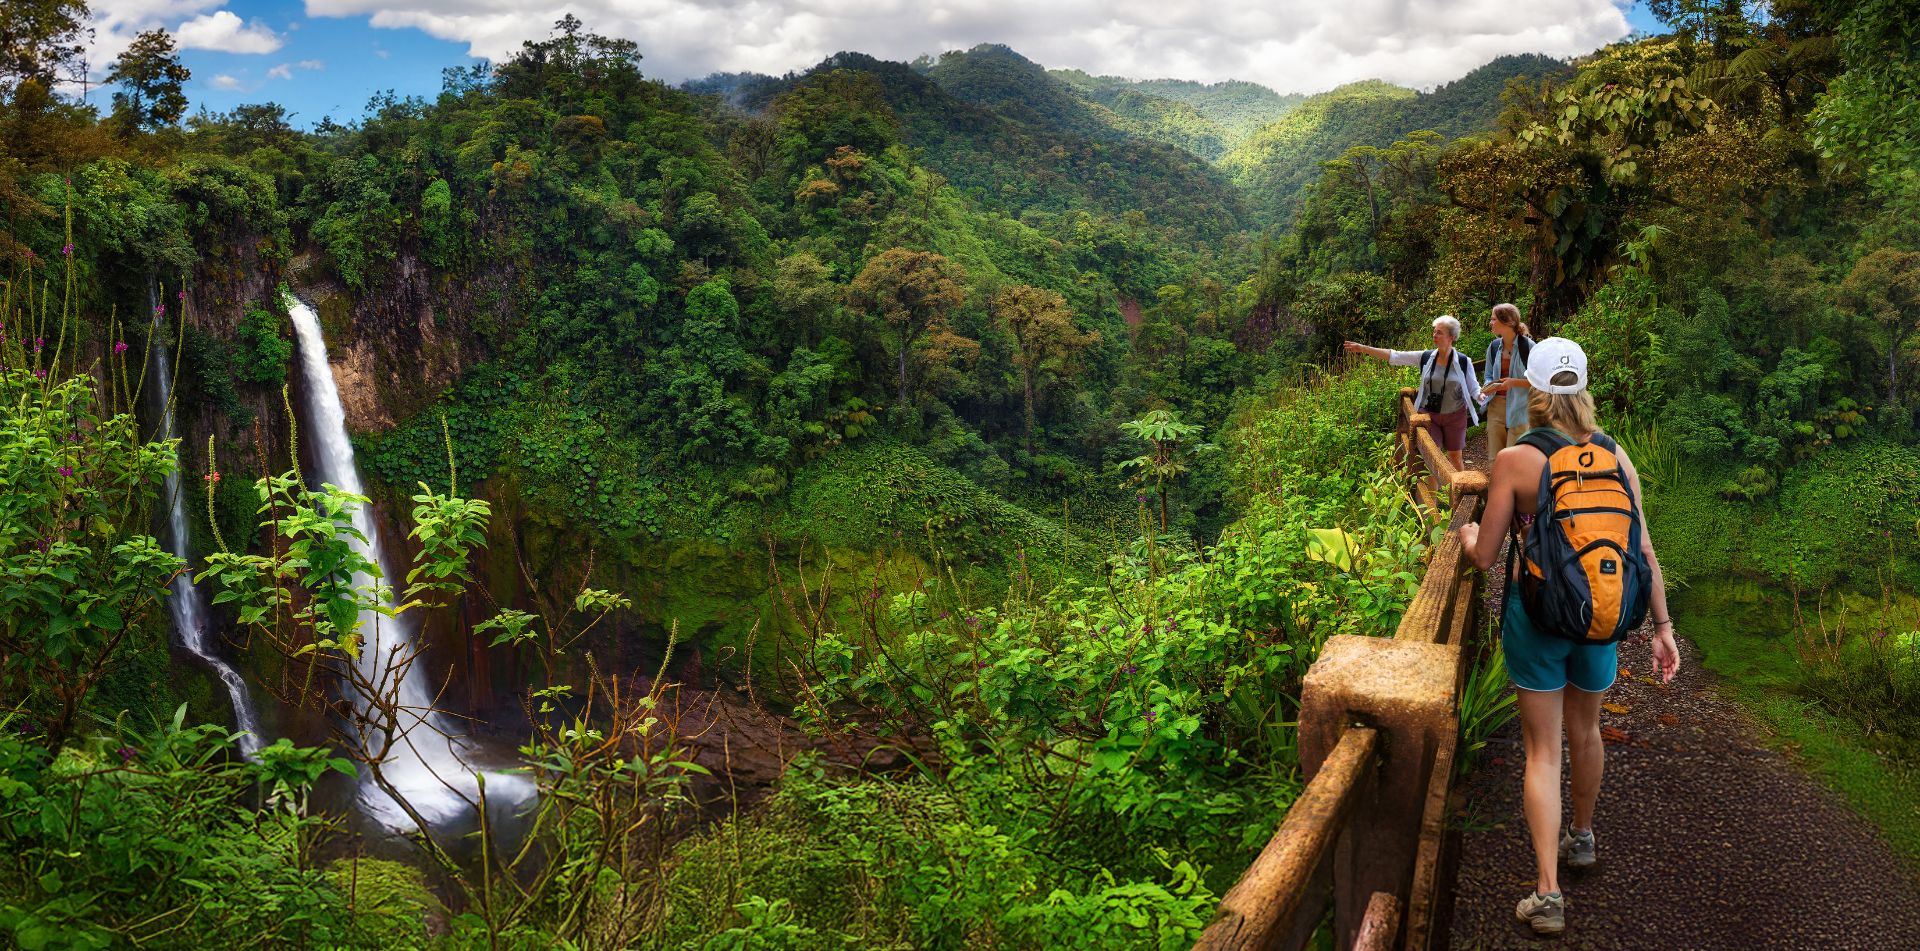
[1446,427,1920,949]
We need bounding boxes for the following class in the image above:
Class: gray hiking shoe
[1560,827,1597,869]
[1515,891,1566,934]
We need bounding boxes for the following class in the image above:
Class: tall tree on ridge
[107,29,189,133]
[849,248,966,406]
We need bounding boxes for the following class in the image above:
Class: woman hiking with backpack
[1458,337,1682,936]
[1478,303,1534,457]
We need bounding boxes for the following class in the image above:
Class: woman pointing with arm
[1345,314,1482,471]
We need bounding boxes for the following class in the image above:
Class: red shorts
[1427,408,1470,452]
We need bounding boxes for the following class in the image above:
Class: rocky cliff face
[293,250,506,435]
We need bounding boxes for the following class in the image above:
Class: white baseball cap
[1524,337,1588,395]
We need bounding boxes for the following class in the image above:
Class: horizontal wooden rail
[1195,726,1380,951]
[1353,892,1403,951]
[1196,388,1488,951]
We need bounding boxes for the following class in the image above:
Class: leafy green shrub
[231,302,293,386]
[1800,629,1920,767]
[771,370,1425,936]
[0,714,358,950]
[646,762,1217,949]
[358,363,518,495]
[1751,441,1920,589]
[178,325,252,425]
[325,858,434,950]
[0,370,181,743]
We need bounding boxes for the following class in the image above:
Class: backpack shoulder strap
[1518,427,1572,456]
[1420,349,1434,372]
[1517,335,1535,361]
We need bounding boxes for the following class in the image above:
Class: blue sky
[85,1,1666,128]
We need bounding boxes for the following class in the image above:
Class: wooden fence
[1195,387,1488,951]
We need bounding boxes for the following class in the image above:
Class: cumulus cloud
[298,59,326,69]
[84,0,225,75]
[304,0,1631,92]
[175,10,286,54]
[269,63,293,79]
[209,73,244,90]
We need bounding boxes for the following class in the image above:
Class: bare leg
[1486,401,1508,465]
[1564,686,1606,832]
[1517,687,1565,895]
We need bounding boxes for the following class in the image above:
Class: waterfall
[285,294,532,830]
[150,296,264,758]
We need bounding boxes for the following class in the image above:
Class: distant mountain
[921,44,1127,143]
[1221,54,1572,225]
[685,49,1568,237]
[1051,71,1305,159]
[682,71,784,109]
[694,50,1249,241]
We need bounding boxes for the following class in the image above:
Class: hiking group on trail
[1351,310,1683,936]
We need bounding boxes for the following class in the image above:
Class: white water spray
[151,299,264,758]
[285,294,532,829]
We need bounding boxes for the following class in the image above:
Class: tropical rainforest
[2,0,1918,946]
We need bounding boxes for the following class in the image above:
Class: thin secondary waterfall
[285,294,531,830]
[151,296,264,758]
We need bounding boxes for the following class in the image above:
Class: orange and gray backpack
[1515,428,1652,644]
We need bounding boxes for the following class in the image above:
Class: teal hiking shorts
[1501,592,1619,694]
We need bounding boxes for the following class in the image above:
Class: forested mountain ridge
[1049,69,1306,159]
[686,45,1562,232]
[690,49,1251,243]
[1222,53,1573,222]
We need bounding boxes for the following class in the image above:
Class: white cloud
[83,0,225,77]
[175,10,286,54]
[209,73,244,90]
[298,59,326,69]
[268,63,293,79]
[302,0,1631,93]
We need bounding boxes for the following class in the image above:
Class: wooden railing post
[1298,635,1459,948]
[1194,389,1489,951]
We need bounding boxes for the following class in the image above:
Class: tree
[994,284,1098,450]
[0,0,88,96]
[1119,410,1211,534]
[773,251,839,347]
[1838,248,1920,414]
[848,248,966,405]
[1646,0,1765,50]
[107,29,189,133]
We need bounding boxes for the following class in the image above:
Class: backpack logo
[1600,559,1617,575]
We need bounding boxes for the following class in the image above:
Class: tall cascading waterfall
[285,293,532,829]
[150,294,264,758]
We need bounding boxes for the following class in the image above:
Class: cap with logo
[1524,337,1588,395]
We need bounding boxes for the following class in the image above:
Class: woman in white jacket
[1344,314,1482,471]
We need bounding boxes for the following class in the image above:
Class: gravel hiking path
[1446,427,1920,948]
